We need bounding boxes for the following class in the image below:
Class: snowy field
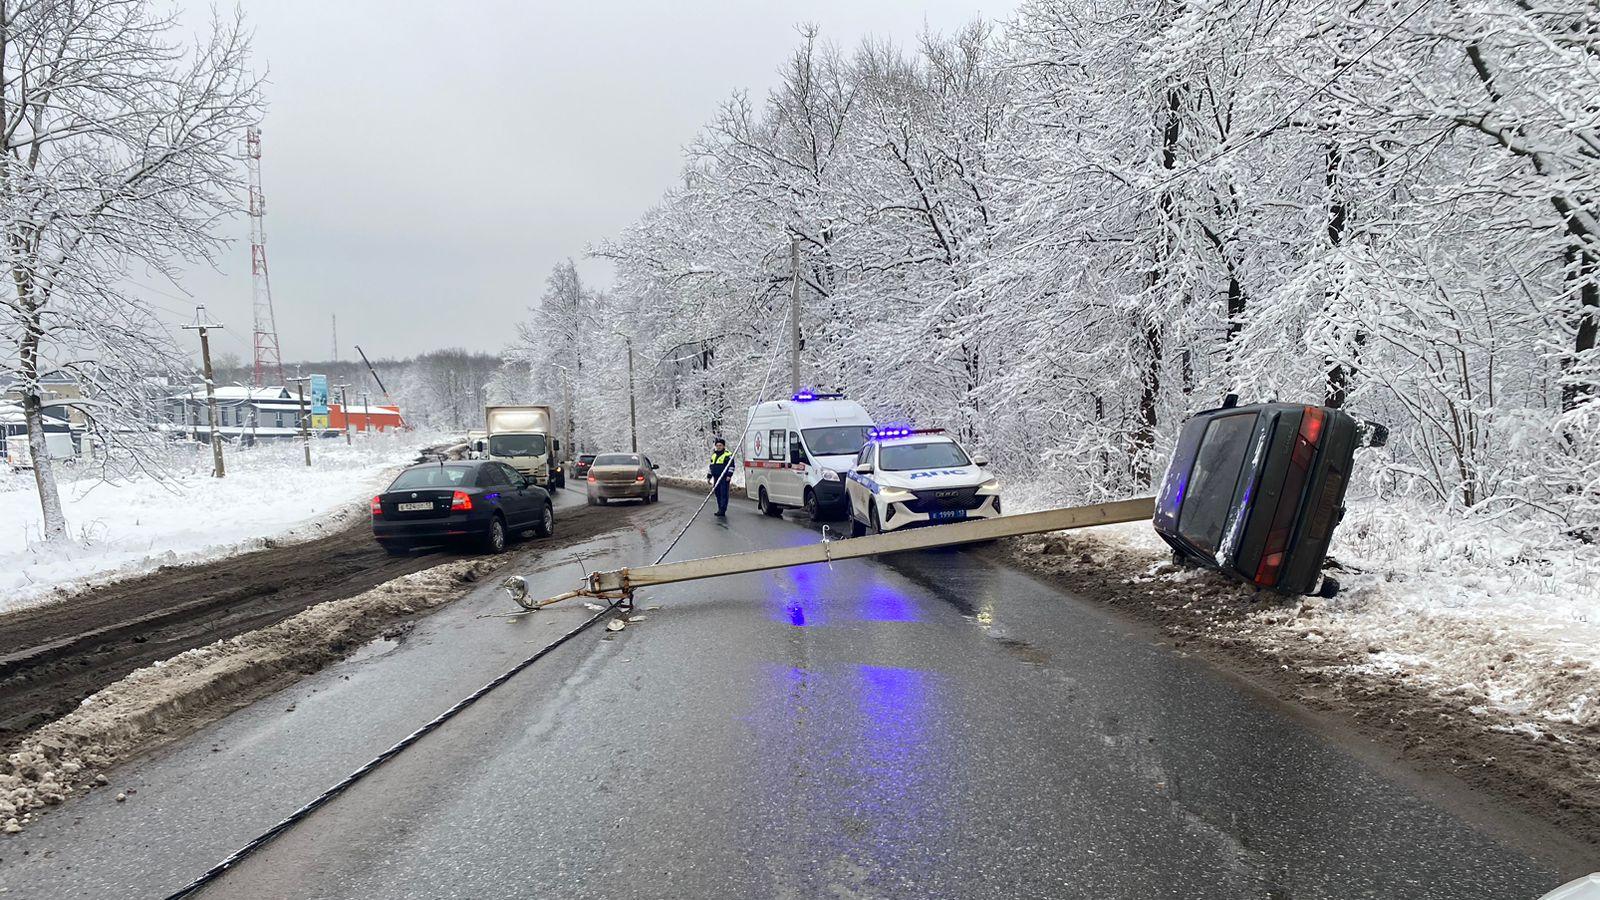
[0,432,453,614]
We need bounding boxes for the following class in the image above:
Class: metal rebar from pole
[789,235,802,394]
[182,307,226,478]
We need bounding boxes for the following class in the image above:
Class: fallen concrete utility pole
[504,496,1155,611]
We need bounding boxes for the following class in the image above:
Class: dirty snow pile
[1302,504,1600,732]
[0,432,452,613]
[0,559,493,833]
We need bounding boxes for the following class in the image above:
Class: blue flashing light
[869,426,945,441]
[789,390,846,403]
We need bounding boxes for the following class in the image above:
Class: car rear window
[389,465,474,490]
[593,454,639,467]
[1177,413,1258,554]
[579,454,596,463]
[879,441,970,471]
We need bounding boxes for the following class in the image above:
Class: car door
[478,463,518,525]
[493,462,533,527]
[846,444,871,518]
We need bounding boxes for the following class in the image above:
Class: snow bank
[1305,504,1600,729]
[1007,476,1600,730]
[0,432,453,614]
[0,558,495,832]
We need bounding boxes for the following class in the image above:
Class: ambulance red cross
[845,427,1002,535]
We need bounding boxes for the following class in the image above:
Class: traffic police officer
[708,438,735,517]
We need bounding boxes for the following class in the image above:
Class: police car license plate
[929,509,967,522]
[398,502,432,512]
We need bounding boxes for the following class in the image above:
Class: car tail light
[1254,412,1321,587]
[451,490,472,511]
[370,496,382,516]
[587,475,597,483]
[635,474,645,483]
[1299,406,1325,446]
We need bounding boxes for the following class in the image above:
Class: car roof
[874,433,958,447]
[750,397,873,427]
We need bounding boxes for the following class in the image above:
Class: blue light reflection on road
[856,582,920,623]
[744,660,949,892]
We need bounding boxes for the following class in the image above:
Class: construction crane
[354,344,405,426]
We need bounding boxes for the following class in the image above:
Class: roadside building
[0,373,87,426]
[0,403,75,466]
[330,401,405,432]
[161,385,406,442]
[162,385,306,443]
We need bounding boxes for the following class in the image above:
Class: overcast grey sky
[149,1,1015,366]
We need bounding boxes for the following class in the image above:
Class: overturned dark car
[1153,396,1385,596]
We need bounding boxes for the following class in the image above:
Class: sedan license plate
[929,509,967,522]
[397,502,433,512]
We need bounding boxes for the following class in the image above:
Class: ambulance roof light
[790,391,846,402]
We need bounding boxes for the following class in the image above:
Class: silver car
[585,452,660,505]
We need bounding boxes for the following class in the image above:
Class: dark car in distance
[1153,397,1381,596]
[572,453,597,481]
[372,460,554,555]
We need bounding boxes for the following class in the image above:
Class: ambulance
[743,392,875,520]
[844,427,1002,535]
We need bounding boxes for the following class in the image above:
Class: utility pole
[287,376,312,467]
[182,306,226,478]
[335,383,353,445]
[625,336,638,452]
[789,234,803,394]
[331,315,339,363]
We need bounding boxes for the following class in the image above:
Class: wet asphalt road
[1,488,1577,898]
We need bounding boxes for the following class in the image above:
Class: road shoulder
[985,527,1600,866]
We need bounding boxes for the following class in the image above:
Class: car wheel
[586,494,596,506]
[804,489,820,521]
[759,487,783,518]
[651,488,660,503]
[481,516,507,554]
[533,503,554,538]
[868,502,882,535]
[596,496,608,506]
[849,501,866,538]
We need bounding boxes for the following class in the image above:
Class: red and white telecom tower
[246,126,286,388]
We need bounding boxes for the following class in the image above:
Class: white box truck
[485,405,565,489]
[743,392,875,520]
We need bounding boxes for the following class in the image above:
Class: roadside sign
[310,374,329,417]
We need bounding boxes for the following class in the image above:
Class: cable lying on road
[162,601,620,900]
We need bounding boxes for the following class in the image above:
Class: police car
[844,427,1001,535]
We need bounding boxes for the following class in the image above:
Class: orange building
[329,403,405,432]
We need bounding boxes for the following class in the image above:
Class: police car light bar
[790,391,846,402]
[869,426,945,440]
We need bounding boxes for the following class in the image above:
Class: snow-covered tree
[0,0,262,540]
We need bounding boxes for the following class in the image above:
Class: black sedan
[372,460,554,555]
[1153,395,1383,596]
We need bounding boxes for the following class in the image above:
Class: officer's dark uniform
[708,442,735,516]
